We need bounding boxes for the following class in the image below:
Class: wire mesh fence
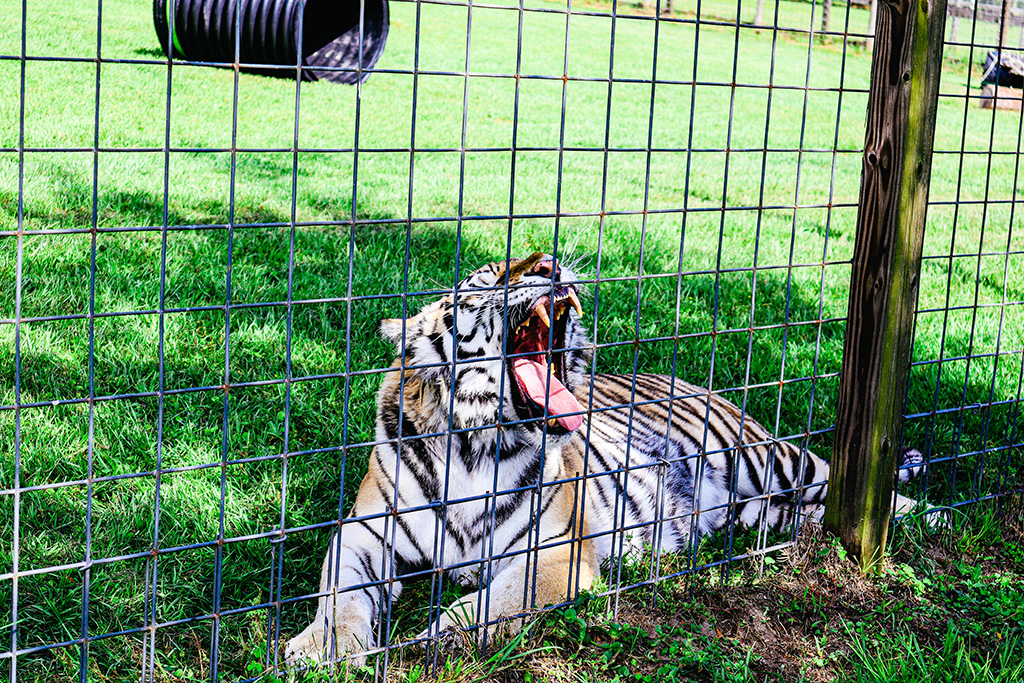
[0,0,1022,679]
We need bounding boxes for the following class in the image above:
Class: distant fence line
[948,0,1024,26]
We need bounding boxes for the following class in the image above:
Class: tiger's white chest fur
[409,437,567,584]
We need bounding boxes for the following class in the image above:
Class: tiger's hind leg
[893,447,925,516]
[724,445,934,535]
[891,447,950,527]
[777,446,945,527]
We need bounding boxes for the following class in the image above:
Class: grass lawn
[0,0,1022,678]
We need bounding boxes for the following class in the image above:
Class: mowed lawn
[0,0,1022,678]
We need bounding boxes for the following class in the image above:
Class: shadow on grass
[134,47,167,59]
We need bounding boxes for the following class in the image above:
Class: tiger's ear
[380,318,410,347]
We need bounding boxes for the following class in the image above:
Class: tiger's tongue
[512,358,584,432]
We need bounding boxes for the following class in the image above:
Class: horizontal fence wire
[1,0,1022,680]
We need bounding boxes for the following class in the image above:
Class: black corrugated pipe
[153,0,388,84]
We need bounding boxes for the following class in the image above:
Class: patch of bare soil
[594,506,1024,683]
[607,526,882,682]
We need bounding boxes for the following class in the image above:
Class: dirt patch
[572,512,1022,682]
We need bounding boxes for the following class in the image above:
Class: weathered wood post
[868,0,878,52]
[823,0,947,573]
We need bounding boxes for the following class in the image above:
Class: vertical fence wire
[774,0,818,548]
[80,0,103,678]
[986,96,1024,501]
[747,0,785,563]
[9,0,27,678]
[719,0,753,580]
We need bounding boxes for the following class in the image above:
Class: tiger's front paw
[285,614,374,669]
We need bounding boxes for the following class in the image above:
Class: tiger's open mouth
[507,286,585,434]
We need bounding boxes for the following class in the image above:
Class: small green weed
[532,598,759,683]
[845,621,1024,683]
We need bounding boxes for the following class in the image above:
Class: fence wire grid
[2,0,1023,679]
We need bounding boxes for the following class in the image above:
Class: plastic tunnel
[153,0,388,84]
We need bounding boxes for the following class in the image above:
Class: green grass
[1,0,1023,678]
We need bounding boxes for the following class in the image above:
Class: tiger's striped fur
[285,252,925,665]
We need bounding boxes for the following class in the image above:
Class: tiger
[285,251,927,666]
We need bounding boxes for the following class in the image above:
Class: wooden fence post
[822,0,947,573]
[867,0,878,52]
